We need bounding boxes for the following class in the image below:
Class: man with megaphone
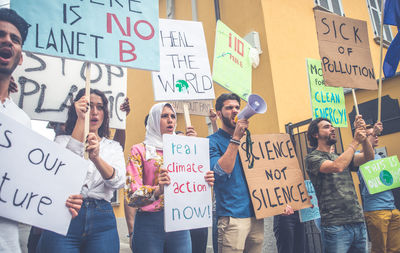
[209,92,287,253]
[208,93,263,253]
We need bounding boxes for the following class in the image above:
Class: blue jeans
[132,210,191,253]
[321,223,368,253]
[36,198,119,253]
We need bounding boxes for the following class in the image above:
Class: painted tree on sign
[176,80,189,92]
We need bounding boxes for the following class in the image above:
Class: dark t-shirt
[305,150,364,226]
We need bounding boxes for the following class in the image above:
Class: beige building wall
[114,0,399,217]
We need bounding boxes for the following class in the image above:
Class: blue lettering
[315,91,321,103]
[193,206,208,218]
[183,206,194,219]
[172,208,180,220]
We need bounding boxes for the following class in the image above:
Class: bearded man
[305,116,374,253]
[208,93,264,253]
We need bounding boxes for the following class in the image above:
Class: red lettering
[173,182,179,194]
[106,13,131,36]
[198,165,203,173]
[119,40,137,62]
[179,183,184,193]
[167,164,173,173]
[237,40,244,56]
[186,181,192,192]
[134,20,155,40]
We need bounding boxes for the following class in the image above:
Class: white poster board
[10,52,127,129]
[152,19,215,101]
[163,134,212,232]
[0,112,88,235]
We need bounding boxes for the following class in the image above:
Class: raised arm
[215,119,248,174]
[319,127,367,173]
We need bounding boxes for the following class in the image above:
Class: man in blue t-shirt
[208,93,264,253]
[357,123,400,253]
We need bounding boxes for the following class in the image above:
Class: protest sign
[314,10,377,90]
[212,20,252,101]
[11,0,159,71]
[169,100,213,116]
[299,180,321,222]
[360,156,400,194]
[152,19,214,101]
[10,52,127,129]
[163,135,212,232]
[307,58,347,127]
[238,134,311,218]
[0,112,87,235]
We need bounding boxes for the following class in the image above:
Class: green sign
[306,58,347,127]
[360,156,400,194]
[212,21,252,101]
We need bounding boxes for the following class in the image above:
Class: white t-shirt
[0,97,31,253]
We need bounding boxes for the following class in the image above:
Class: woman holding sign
[37,88,126,253]
[125,102,214,252]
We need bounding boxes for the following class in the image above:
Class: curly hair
[215,93,241,111]
[307,118,331,147]
[65,88,110,138]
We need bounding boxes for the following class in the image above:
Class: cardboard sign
[10,52,127,129]
[152,19,214,101]
[169,100,213,116]
[238,134,311,218]
[163,135,212,232]
[0,112,87,235]
[307,58,347,127]
[314,10,377,90]
[360,156,400,194]
[212,20,252,101]
[299,180,321,222]
[11,0,159,71]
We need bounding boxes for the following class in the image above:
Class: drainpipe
[214,0,220,21]
[166,0,175,19]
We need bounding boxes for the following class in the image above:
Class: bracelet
[348,145,356,152]
[127,232,133,237]
[230,138,241,145]
[104,167,115,180]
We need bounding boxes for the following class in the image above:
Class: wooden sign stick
[351,89,360,115]
[84,62,91,160]
[377,0,385,123]
[183,103,192,128]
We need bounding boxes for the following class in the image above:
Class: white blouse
[55,135,126,202]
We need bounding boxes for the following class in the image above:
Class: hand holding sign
[66,194,83,218]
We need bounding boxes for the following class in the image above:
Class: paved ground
[118,217,278,253]
[19,217,371,253]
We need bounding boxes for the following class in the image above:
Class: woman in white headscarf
[125,103,214,252]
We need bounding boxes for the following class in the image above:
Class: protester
[208,108,219,253]
[209,93,262,252]
[305,116,374,253]
[36,88,126,253]
[188,108,219,253]
[0,8,82,253]
[125,102,214,252]
[357,122,400,253]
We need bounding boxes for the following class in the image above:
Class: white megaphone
[236,94,267,120]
